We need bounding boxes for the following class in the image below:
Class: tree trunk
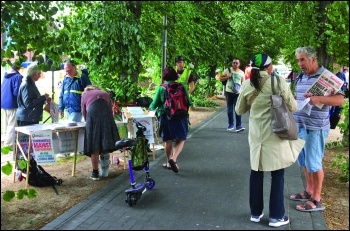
[316,1,333,69]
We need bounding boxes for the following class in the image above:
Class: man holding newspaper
[290,46,344,212]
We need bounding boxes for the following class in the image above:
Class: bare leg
[91,151,99,170]
[304,167,314,197]
[171,140,185,162]
[164,140,173,160]
[311,169,324,201]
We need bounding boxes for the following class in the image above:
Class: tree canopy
[1,1,349,102]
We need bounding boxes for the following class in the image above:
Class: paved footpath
[41,108,332,230]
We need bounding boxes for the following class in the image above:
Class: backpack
[161,82,189,120]
[27,158,63,194]
[329,106,342,129]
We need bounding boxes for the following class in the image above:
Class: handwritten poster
[31,130,56,164]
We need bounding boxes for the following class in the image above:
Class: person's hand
[303,92,313,98]
[308,96,323,106]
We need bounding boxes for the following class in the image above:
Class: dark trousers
[249,168,285,219]
[225,92,241,127]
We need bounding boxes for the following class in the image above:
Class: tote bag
[270,76,298,140]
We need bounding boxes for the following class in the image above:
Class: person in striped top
[290,46,344,212]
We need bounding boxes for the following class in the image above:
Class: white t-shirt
[222,67,245,93]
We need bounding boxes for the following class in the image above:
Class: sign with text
[31,130,56,164]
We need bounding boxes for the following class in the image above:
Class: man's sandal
[290,190,311,202]
[296,198,325,212]
[168,159,179,173]
[162,163,171,170]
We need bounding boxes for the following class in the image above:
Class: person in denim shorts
[291,46,344,212]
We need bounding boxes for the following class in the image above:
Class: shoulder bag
[250,75,298,140]
[230,70,241,94]
[270,76,298,140]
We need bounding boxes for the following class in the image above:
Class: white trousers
[3,109,17,147]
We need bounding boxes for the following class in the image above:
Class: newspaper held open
[298,69,344,115]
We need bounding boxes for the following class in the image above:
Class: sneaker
[235,126,245,132]
[269,216,289,227]
[250,213,264,222]
[90,172,100,181]
[227,125,234,130]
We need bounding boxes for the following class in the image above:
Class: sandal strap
[311,198,322,207]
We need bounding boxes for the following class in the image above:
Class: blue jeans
[67,111,82,122]
[225,92,241,127]
[249,169,285,219]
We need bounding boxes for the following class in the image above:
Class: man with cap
[174,56,196,95]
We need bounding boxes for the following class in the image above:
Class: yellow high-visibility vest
[178,68,191,86]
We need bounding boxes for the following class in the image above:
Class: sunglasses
[233,62,239,65]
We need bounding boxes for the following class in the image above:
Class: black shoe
[90,172,100,181]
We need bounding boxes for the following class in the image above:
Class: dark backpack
[329,106,342,129]
[28,158,63,194]
[161,82,189,120]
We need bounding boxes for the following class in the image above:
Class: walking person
[290,46,344,212]
[174,56,196,95]
[1,63,23,152]
[59,59,91,122]
[235,53,305,227]
[16,63,51,127]
[219,58,245,132]
[149,66,192,173]
[81,85,120,180]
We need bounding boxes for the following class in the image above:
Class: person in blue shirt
[1,63,23,149]
[335,68,347,92]
[59,59,91,122]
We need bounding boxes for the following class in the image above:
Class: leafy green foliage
[1,145,12,154]
[338,100,349,146]
[1,161,12,176]
[1,145,36,201]
[191,77,220,108]
[331,153,349,183]
[1,1,349,101]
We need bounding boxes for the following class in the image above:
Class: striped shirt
[293,66,331,130]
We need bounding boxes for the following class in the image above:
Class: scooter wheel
[126,193,138,206]
[147,178,155,189]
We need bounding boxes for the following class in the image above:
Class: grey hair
[27,63,40,77]
[84,85,101,91]
[295,46,317,61]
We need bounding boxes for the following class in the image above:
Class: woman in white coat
[235,54,305,228]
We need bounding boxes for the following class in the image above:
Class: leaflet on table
[48,121,85,130]
[126,106,145,116]
[298,69,344,114]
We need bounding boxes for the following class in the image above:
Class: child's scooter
[115,119,155,206]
